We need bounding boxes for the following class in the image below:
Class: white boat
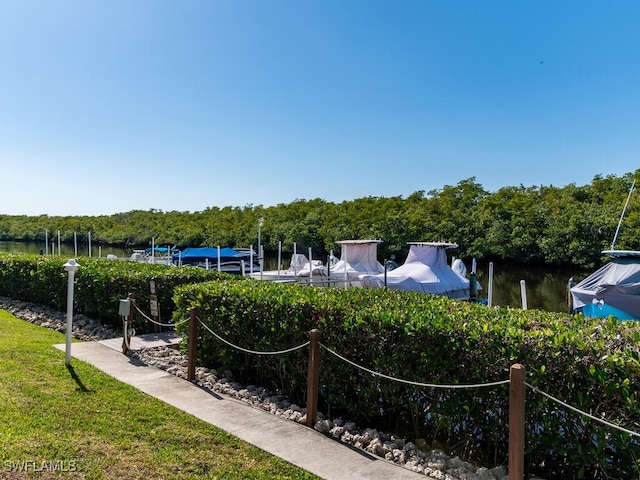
[326,239,385,287]
[251,240,384,287]
[130,247,179,266]
[251,253,326,282]
[359,242,473,300]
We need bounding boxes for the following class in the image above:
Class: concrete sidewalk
[54,340,430,480]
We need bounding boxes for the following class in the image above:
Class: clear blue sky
[1,1,638,216]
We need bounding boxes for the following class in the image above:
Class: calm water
[0,240,130,259]
[0,241,587,314]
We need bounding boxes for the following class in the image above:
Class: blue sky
[1,1,638,216]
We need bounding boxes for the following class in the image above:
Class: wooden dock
[98,332,182,352]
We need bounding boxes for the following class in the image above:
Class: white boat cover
[570,251,640,318]
[293,255,326,277]
[328,240,385,279]
[287,253,312,275]
[359,242,470,300]
[253,253,326,280]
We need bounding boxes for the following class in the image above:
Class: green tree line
[1,171,639,269]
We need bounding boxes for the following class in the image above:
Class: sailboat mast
[611,179,636,250]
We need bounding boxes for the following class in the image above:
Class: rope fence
[525,382,640,439]
[320,342,510,389]
[196,316,310,356]
[126,306,640,478]
[188,315,640,437]
[131,299,190,328]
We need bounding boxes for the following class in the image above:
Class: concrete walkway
[54,339,431,480]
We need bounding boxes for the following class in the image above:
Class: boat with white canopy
[327,239,385,287]
[359,242,472,300]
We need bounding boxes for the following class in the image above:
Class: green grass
[0,310,320,479]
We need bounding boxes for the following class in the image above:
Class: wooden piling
[187,309,198,382]
[509,363,526,480]
[305,329,321,427]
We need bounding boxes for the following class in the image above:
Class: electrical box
[119,299,131,317]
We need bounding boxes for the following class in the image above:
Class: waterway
[0,240,130,258]
[0,241,589,314]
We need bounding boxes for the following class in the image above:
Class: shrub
[174,279,640,478]
[0,253,232,330]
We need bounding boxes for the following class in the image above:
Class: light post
[63,259,80,366]
[258,217,264,280]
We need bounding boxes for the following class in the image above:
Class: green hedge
[0,253,233,330]
[173,280,640,479]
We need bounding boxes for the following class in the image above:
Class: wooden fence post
[305,329,321,427]
[187,308,198,382]
[509,363,526,480]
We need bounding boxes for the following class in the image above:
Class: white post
[88,231,92,257]
[217,246,221,272]
[472,258,477,274]
[344,244,348,288]
[488,262,494,307]
[57,230,61,255]
[98,246,102,258]
[74,232,77,256]
[277,241,282,279]
[63,259,79,366]
[308,247,313,284]
[258,217,264,280]
[293,242,297,278]
[151,237,155,263]
[45,230,48,255]
[328,249,334,285]
[249,244,254,274]
[520,280,528,310]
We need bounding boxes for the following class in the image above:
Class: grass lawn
[0,309,320,479]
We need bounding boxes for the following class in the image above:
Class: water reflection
[0,240,130,259]
[476,265,586,313]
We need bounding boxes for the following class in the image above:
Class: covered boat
[288,254,325,277]
[175,247,257,274]
[130,247,179,265]
[570,250,640,320]
[359,242,471,300]
[328,240,385,287]
[250,253,325,281]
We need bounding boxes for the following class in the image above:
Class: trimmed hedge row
[173,279,640,479]
[0,253,231,330]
